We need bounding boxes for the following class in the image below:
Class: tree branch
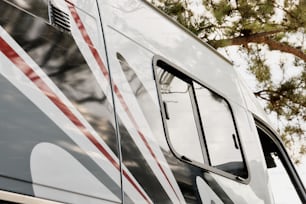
[263,38,306,61]
[208,30,306,61]
[209,31,275,48]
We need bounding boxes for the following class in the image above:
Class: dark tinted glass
[8,0,49,21]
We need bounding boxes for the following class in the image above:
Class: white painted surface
[30,143,120,203]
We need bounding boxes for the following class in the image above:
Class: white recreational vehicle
[0,0,305,203]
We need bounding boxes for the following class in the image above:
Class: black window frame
[153,55,249,183]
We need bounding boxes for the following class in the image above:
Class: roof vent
[50,4,71,32]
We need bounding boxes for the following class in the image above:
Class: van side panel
[0,0,280,204]
[0,0,122,203]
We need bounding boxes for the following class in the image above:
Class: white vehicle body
[0,0,304,203]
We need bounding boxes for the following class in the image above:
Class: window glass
[258,127,303,204]
[194,82,247,177]
[157,68,204,164]
[269,153,301,204]
[10,0,49,21]
[155,60,248,179]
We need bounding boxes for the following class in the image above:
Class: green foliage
[157,1,186,21]
[212,0,232,23]
[254,68,305,163]
[164,1,185,14]
[264,76,305,119]
[248,52,272,83]
[285,1,306,30]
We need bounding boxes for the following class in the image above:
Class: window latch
[232,134,239,149]
[163,101,170,120]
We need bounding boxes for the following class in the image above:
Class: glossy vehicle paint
[0,0,304,203]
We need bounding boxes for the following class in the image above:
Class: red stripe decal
[65,1,181,202]
[0,36,151,204]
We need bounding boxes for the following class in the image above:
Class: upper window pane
[194,82,247,178]
[157,68,204,164]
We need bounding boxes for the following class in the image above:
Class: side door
[99,24,185,203]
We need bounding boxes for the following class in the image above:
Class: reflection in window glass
[157,68,204,164]
[10,0,49,21]
[194,82,247,177]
